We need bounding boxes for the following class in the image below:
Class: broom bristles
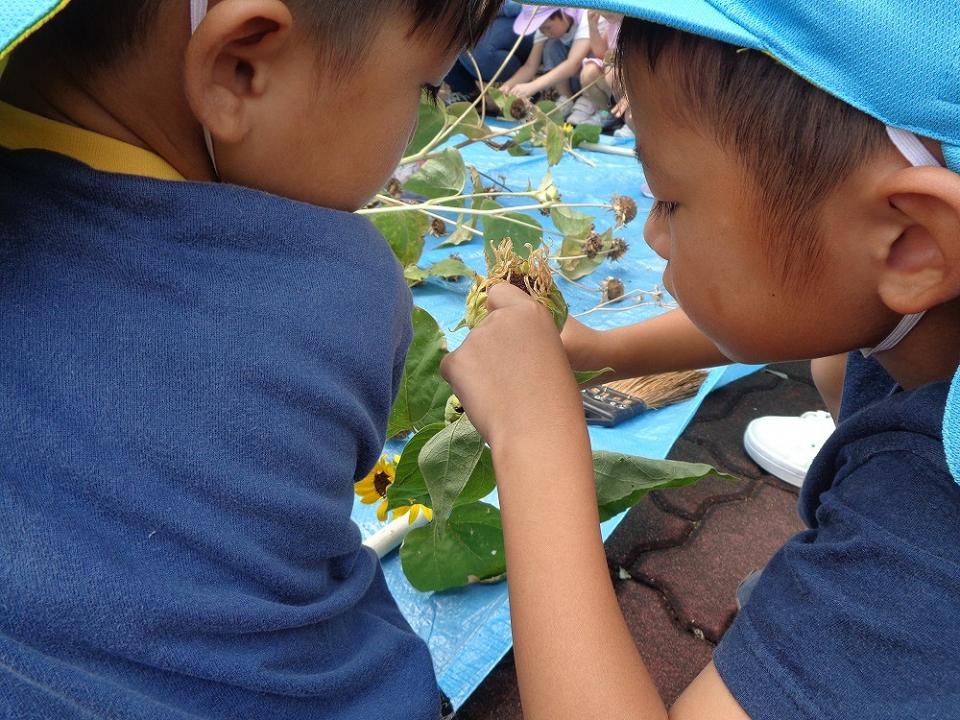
[606,370,709,409]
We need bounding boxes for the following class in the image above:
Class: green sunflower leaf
[387,308,452,438]
[439,214,479,247]
[545,120,566,166]
[371,211,430,269]
[445,102,490,140]
[388,422,495,512]
[550,205,594,237]
[426,258,476,281]
[400,502,506,592]
[574,368,614,385]
[571,123,602,148]
[593,452,739,522]
[480,199,543,266]
[418,415,487,532]
[403,148,467,201]
[405,94,447,157]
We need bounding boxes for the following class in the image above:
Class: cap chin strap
[190,0,218,177]
[861,127,943,358]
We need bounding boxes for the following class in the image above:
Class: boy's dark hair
[616,19,888,284]
[20,0,502,75]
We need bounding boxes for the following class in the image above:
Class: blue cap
[526,0,960,174]
[0,0,71,61]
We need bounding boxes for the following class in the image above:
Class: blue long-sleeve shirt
[0,147,440,719]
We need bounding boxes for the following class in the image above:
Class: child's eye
[651,200,679,219]
[421,83,441,103]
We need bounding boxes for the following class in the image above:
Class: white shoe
[566,96,597,124]
[743,411,836,488]
[555,95,574,120]
[613,125,635,139]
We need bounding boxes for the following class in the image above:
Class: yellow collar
[0,101,184,181]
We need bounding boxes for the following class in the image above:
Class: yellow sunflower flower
[562,122,574,135]
[355,454,433,524]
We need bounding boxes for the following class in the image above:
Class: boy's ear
[875,166,960,315]
[184,0,294,145]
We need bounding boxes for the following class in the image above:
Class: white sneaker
[566,96,598,124]
[613,125,635,139]
[743,411,836,488]
[555,95,574,120]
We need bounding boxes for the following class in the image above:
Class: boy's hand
[506,82,538,101]
[441,284,582,449]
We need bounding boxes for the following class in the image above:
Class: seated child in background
[501,5,590,111]
[444,0,532,103]
[566,10,623,127]
[0,0,501,718]
[442,2,960,719]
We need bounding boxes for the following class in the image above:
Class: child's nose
[644,217,671,261]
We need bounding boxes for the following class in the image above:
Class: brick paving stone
[604,495,695,569]
[454,653,522,720]
[617,581,716,706]
[629,482,805,643]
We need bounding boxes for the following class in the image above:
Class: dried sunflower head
[444,395,465,424]
[510,97,529,120]
[430,218,448,236]
[608,237,630,262]
[461,239,568,332]
[583,231,605,259]
[613,195,638,226]
[601,277,625,303]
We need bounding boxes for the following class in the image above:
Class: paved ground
[456,362,824,718]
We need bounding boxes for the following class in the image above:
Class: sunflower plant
[354,83,733,594]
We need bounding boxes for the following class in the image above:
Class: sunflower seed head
[613,195,638,226]
[608,237,629,262]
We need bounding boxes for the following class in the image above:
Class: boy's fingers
[485,282,533,311]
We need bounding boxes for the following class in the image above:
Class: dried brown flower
[601,277,625,303]
[583,231,605,259]
[613,195,638,226]
[608,238,630,262]
[430,218,448,236]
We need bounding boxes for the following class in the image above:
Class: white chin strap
[861,127,943,358]
[190,0,218,176]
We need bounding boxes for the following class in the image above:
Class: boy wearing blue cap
[0,1,500,718]
[443,2,960,719]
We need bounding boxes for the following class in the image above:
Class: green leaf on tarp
[403,265,431,287]
[593,451,738,522]
[439,214,478,247]
[480,199,543,266]
[419,415,486,532]
[387,307,452,437]
[403,148,467,200]
[571,123,602,148]
[550,205,594,237]
[446,102,490,140]
[427,258,476,281]
[558,227,611,281]
[400,502,506,592]
[574,368,614,385]
[513,124,534,146]
[507,144,532,157]
[536,99,563,125]
[371,211,430,268]
[545,120,565,166]
[405,94,447,156]
[485,86,515,117]
[387,422,496,511]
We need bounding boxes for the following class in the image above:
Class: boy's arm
[563,308,731,381]
[509,38,592,98]
[587,12,609,58]
[442,285,750,720]
[502,42,543,91]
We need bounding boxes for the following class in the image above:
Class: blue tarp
[351,129,760,707]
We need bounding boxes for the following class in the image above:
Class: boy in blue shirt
[443,1,960,718]
[0,1,500,718]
